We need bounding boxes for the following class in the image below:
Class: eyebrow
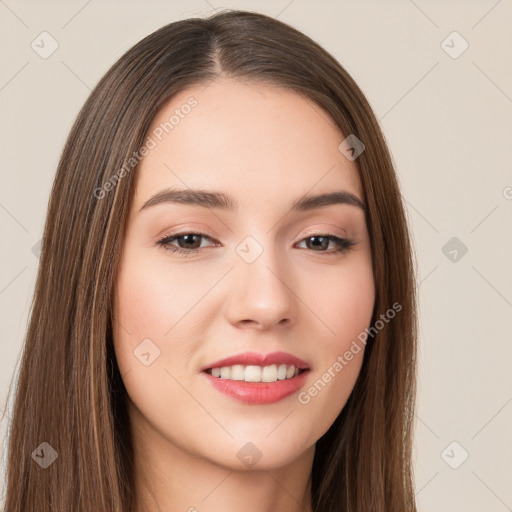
[138,187,365,213]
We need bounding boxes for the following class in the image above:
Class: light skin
[113,77,375,512]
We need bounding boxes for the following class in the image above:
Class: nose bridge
[226,232,296,328]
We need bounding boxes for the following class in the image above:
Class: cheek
[307,254,375,347]
[112,252,225,401]
[113,254,209,351]
[111,256,202,433]
[295,255,374,432]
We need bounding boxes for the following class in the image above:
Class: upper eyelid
[159,231,218,244]
[156,216,355,240]
[158,230,354,246]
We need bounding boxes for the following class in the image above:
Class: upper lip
[201,351,310,371]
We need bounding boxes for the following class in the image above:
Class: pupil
[310,236,327,250]
[182,235,200,248]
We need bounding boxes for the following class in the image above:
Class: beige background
[1,0,511,510]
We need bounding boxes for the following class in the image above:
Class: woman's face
[113,78,375,470]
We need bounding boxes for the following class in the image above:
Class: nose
[223,239,298,330]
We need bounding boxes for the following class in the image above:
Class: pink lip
[200,351,310,371]
[202,370,310,404]
[200,351,310,405]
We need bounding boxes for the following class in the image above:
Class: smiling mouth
[204,364,307,383]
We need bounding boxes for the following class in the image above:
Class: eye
[157,232,218,256]
[295,234,356,255]
[156,232,356,257]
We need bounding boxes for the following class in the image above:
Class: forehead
[132,78,363,212]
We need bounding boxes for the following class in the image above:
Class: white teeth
[231,365,245,380]
[277,363,288,380]
[208,364,301,383]
[261,364,277,382]
[245,365,261,382]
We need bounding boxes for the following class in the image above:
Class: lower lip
[202,370,310,404]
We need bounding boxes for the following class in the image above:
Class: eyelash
[156,231,356,257]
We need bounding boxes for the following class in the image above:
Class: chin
[200,433,314,472]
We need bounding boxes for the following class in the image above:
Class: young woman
[3,9,418,512]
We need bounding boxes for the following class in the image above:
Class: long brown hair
[2,10,418,511]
